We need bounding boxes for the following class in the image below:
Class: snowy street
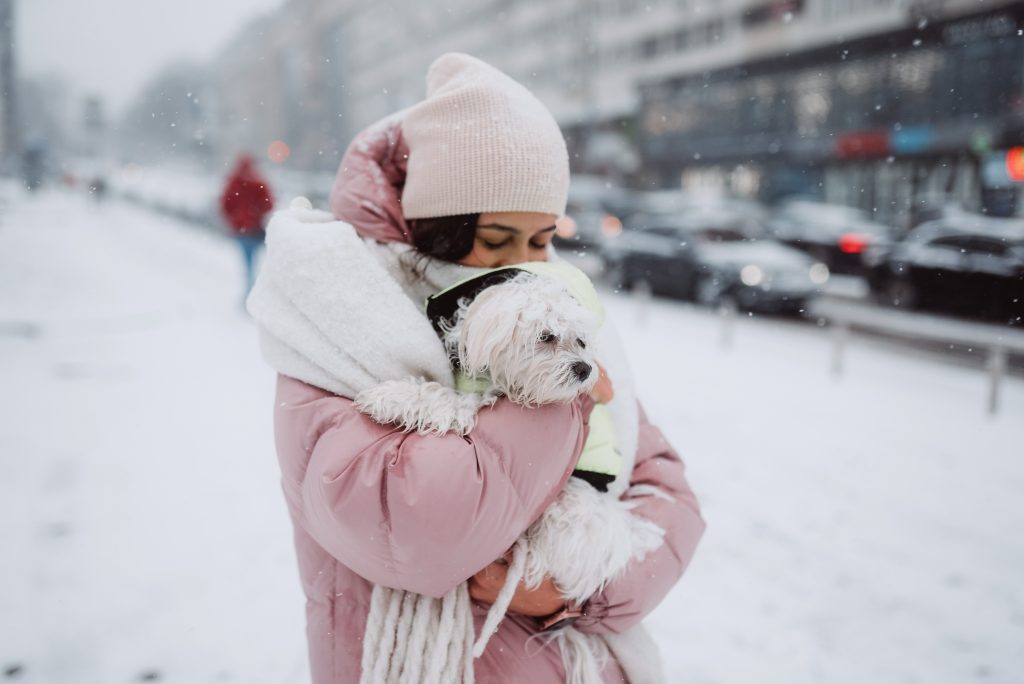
[1,188,1023,683]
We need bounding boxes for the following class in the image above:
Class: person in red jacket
[220,153,274,299]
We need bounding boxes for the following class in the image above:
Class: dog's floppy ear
[458,284,522,376]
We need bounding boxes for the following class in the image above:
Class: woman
[248,53,704,683]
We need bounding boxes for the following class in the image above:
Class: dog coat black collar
[425,267,528,337]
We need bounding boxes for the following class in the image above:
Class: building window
[641,36,659,59]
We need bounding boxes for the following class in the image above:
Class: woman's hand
[468,555,566,618]
[589,362,614,404]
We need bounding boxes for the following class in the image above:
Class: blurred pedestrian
[219,154,273,300]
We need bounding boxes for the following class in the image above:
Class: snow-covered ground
[1,187,1022,683]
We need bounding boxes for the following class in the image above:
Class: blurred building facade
[637,0,1024,225]
[0,0,17,168]
[131,0,1024,222]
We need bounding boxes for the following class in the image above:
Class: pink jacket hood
[329,112,414,244]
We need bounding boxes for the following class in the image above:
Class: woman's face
[457,212,558,268]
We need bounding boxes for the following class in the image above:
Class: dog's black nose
[571,361,592,381]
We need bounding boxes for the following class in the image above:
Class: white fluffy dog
[355,270,664,683]
[355,271,600,435]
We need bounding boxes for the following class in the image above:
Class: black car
[602,211,830,313]
[553,175,634,251]
[767,199,892,275]
[866,214,1024,324]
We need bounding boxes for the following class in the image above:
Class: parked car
[602,211,830,313]
[554,175,634,251]
[767,199,892,275]
[865,214,1024,324]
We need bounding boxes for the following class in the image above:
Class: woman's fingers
[468,559,566,617]
[468,559,506,604]
[506,576,566,617]
[590,362,615,403]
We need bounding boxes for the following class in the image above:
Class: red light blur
[1006,147,1024,183]
[838,233,868,254]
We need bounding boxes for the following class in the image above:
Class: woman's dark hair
[409,213,479,262]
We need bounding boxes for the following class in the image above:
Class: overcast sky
[17,0,285,114]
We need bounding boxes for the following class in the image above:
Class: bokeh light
[267,140,290,164]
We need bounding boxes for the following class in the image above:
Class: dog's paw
[444,392,490,435]
[355,379,486,436]
[354,380,420,427]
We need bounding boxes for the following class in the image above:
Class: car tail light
[838,233,869,254]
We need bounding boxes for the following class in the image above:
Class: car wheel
[883,276,918,309]
[734,287,760,311]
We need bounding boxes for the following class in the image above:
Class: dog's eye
[577,338,586,349]
[538,331,556,344]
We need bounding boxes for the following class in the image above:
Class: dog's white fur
[352,377,497,436]
[355,270,665,682]
[523,477,665,602]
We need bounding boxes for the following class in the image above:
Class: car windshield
[644,225,751,243]
[912,216,1024,248]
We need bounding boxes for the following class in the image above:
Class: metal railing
[809,296,1024,415]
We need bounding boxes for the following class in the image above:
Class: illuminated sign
[890,127,935,154]
[836,131,889,159]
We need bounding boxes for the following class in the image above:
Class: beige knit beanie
[400,53,570,220]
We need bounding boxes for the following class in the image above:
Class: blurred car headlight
[555,215,578,238]
[809,262,830,285]
[740,264,764,286]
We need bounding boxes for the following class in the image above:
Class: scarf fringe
[360,583,475,684]
[361,534,624,684]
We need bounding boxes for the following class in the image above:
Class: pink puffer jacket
[276,375,703,682]
[268,114,705,682]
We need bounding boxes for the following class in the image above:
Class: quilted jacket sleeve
[276,376,594,598]
[573,404,705,634]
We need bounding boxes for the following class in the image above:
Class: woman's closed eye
[479,238,549,250]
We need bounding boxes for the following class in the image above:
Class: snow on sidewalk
[615,297,1024,683]
[1,188,1022,683]
[0,189,306,683]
